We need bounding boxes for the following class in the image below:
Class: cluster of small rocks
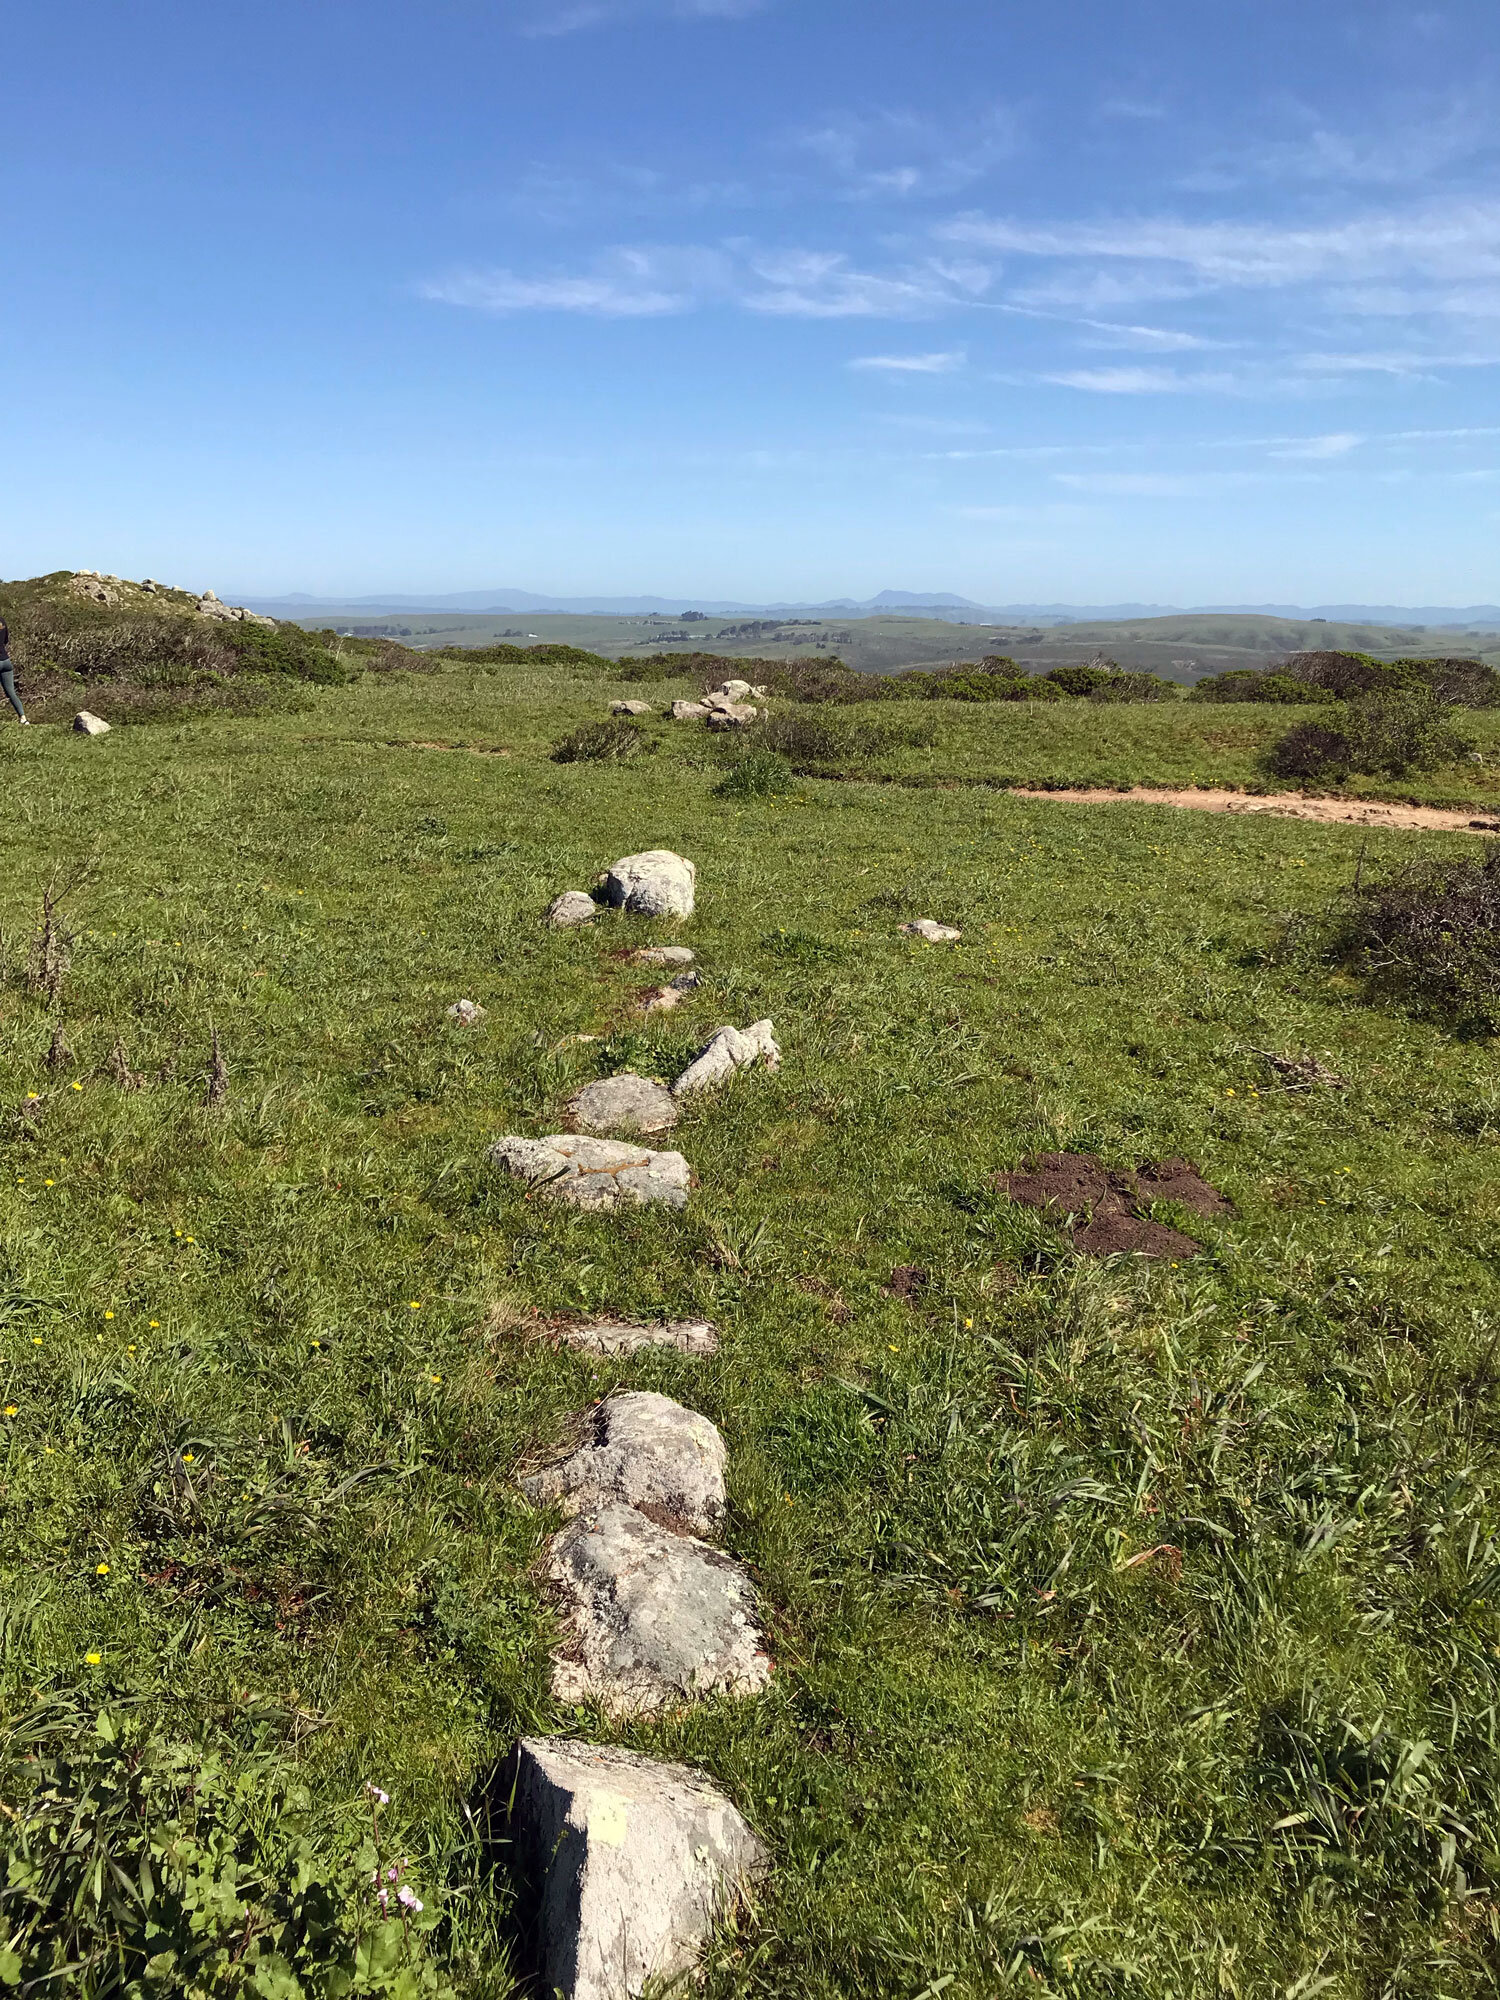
[193,588,276,628]
[669,679,767,730]
[64,571,274,627]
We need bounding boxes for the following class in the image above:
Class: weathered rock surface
[609,700,654,716]
[545,1502,771,1713]
[193,588,276,628]
[489,1134,691,1210]
[599,851,695,919]
[704,703,758,729]
[447,998,487,1026]
[901,918,962,943]
[510,1737,768,2000]
[631,944,695,968]
[707,679,754,700]
[670,700,710,722]
[522,1391,726,1535]
[561,1318,718,1358]
[548,890,600,928]
[565,1072,679,1136]
[672,1021,780,1097]
[72,711,111,735]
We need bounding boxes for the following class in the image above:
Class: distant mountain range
[234,586,1500,629]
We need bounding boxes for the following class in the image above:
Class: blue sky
[5,0,1500,604]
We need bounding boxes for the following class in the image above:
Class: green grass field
[3,660,1500,1997]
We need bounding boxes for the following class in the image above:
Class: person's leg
[0,664,26,721]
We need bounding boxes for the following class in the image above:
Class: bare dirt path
[1009,786,1500,835]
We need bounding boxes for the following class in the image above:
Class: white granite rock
[510,1737,768,2000]
[565,1073,679,1136]
[670,700,710,722]
[548,890,600,928]
[522,1390,726,1536]
[489,1133,691,1210]
[599,851,695,919]
[672,1021,780,1097]
[609,700,654,716]
[900,918,962,943]
[72,711,112,735]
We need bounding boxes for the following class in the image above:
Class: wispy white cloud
[1040,365,1240,395]
[849,350,966,373]
[1266,432,1364,459]
[787,105,1021,201]
[424,243,991,319]
[519,0,765,36]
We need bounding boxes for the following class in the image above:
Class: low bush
[439,641,612,670]
[1316,848,1500,1030]
[549,716,652,763]
[9,612,356,688]
[714,749,797,798]
[1194,650,1500,708]
[1265,689,1472,781]
[751,709,940,765]
[0,1701,451,1997]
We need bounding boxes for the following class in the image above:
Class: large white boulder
[72,711,112,735]
[672,1021,780,1097]
[489,1133,691,1210]
[521,1390,726,1536]
[545,1502,772,1714]
[511,1737,769,2000]
[599,850,695,918]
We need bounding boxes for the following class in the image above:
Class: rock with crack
[641,968,699,1015]
[670,699,710,722]
[72,711,112,736]
[704,703,757,729]
[547,890,599,928]
[609,700,654,716]
[544,1502,772,1713]
[510,1737,768,2000]
[672,1021,780,1097]
[522,1390,726,1536]
[561,1318,718,1358]
[489,1134,691,1210]
[631,945,695,968]
[599,850,695,919]
[900,918,961,943]
[446,998,486,1026]
[565,1073,679,1137]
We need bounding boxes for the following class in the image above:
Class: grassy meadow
[2,658,1500,1997]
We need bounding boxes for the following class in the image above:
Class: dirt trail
[1009,786,1500,836]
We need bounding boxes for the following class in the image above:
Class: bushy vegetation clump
[1311,846,1500,1030]
[445,641,611,670]
[1193,649,1500,707]
[550,715,653,762]
[713,748,798,798]
[1266,688,1472,782]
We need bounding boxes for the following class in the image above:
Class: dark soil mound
[996,1151,1231,1258]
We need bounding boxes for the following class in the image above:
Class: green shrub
[550,716,652,763]
[439,642,612,669]
[0,1702,452,1997]
[751,710,939,765]
[714,749,797,798]
[1194,651,1500,708]
[1190,670,1337,704]
[1266,689,1471,782]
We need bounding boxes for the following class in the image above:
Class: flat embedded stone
[672,1021,779,1097]
[631,945,695,968]
[562,1319,718,1358]
[609,700,654,716]
[548,890,599,928]
[900,918,961,942]
[565,1073,679,1136]
[511,1737,768,2000]
[544,1502,771,1715]
[522,1390,725,1536]
[489,1134,691,1210]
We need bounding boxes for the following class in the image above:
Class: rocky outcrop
[509,1738,768,2000]
[489,1134,691,1210]
[192,589,276,628]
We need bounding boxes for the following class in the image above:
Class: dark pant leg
[0,665,23,719]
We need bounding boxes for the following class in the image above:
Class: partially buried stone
[547,890,599,928]
[544,1502,772,1714]
[599,850,695,919]
[522,1389,726,1535]
[631,945,695,967]
[561,1318,717,1357]
[564,1072,678,1136]
[900,918,961,942]
[446,998,486,1026]
[510,1737,769,2000]
[641,968,699,1015]
[672,1020,779,1096]
[489,1133,691,1210]
[72,711,111,735]
[609,700,654,716]
[670,700,710,721]
[704,704,757,729]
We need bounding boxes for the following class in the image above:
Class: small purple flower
[365,1783,390,1805]
[397,1886,423,1913]
[386,1864,402,1882]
